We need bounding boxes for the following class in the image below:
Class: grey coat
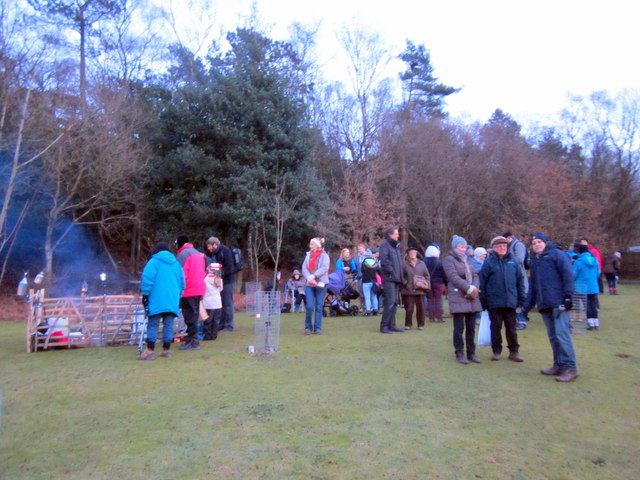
[442,250,482,314]
[301,251,330,285]
[401,258,431,296]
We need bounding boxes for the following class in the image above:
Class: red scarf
[309,250,322,273]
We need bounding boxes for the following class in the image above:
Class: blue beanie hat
[451,235,467,249]
[532,232,548,243]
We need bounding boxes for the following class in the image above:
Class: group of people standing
[137,226,617,384]
[138,234,238,360]
[300,226,621,384]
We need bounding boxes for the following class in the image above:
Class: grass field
[1,286,639,480]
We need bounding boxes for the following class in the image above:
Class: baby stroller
[324,270,360,317]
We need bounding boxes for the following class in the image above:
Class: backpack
[523,248,531,270]
[231,247,243,273]
[511,238,531,270]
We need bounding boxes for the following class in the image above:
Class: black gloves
[142,295,149,311]
[563,295,573,311]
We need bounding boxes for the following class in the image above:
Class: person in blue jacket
[524,233,579,382]
[479,236,525,362]
[138,241,185,360]
[572,242,601,330]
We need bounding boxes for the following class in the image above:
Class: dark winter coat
[424,257,446,285]
[378,237,403,284]
[360,256,380,283]
[401,258,431,296]
[602,253,620,274]
[442,250,482,314]
[525,242,574,311]
[209,244,236,283]
[479,251,525,309]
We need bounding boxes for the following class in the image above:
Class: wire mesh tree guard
[570,285,587,336]
[245,282,262,314]
[253,291,281,355]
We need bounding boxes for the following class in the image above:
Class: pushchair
[323,270,360,317]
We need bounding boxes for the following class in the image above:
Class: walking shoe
[508,352,524,362]
[516,323,527,330]
[540,367,561,376]
[555,370,579,382]
[137,348,155,360]
[304,328,311,335]
[467,354,481,363]
[372,310,378,315]
[380,328,393,334]
[491,353,501,361]
[159,349,172,358]
[404,326,411,330]
[313,329,322,335]
[418,326,425,330]
[455,351,468,365]
[179,339,200,351]
[390,327,404,332]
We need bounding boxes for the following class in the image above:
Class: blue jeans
[146,313,176,345]
[362,282,379,312]
[540,308,577,370]
[305,285,327,331]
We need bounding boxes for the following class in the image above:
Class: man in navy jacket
[479,236,525,362]
[525,233,579,382]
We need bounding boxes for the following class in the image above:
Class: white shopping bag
[477,310,491,346]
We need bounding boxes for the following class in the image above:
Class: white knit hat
[425,245,440,258]
[474,247,487,258]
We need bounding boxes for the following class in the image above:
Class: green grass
[1,287,639,479]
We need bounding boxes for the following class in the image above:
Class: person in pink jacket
[175,234,206,350]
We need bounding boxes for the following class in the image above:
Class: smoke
[4,215,132,296]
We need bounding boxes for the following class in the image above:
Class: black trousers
[488,307,519,354]
[203,308,221,340]
[380,281,399,330]
[586,293,599,318]
[219,279,235,330]
[453,312,477,354]
[180,296,201,338]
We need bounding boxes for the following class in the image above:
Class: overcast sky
[204,0,638,125]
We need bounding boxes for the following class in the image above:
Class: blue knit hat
[451,235,467,249]
[532,232,548,243]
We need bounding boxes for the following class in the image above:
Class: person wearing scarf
[301,237,330,335]
[442,235,482,364]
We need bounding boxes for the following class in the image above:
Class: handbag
[413,275,431,291]
[198,300,208,321]
[477,310,491,346]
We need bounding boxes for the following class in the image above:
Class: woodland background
[1,0,639,292]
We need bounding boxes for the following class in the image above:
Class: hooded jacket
[141,250,185,316]
[176,243,206,297]
[286,270,307,293]
[479,251,525,309]
[525,242,574,311]
[573,251,600,294]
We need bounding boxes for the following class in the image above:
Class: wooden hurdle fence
[26,290,146,352]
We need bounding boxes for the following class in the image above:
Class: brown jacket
[442,250,482,314]
[401,257,431,296]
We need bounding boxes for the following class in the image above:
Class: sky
[204,0,638,125]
